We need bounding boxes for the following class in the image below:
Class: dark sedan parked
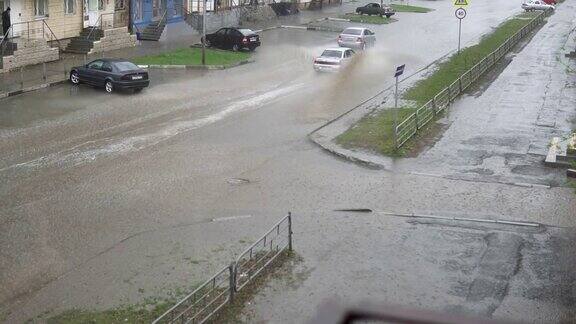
[203,27,260,51]
[355,3,395,18]
[69,59,149,93]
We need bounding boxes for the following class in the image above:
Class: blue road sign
[395,64,405,78]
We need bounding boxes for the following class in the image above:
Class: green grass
[404,16,535,105]
[341,13,397,24]
[390,4,433,13]
[132,47,250,66]
[336,13,541,157]
[335,108,416,156]
[45,301,174,324]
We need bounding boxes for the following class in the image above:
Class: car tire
[105,80,113,93]
[232,44,239,52]
[70,71,80,84]
[248,46,256,52]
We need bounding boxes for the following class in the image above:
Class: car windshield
[238,29,255,36]
[321,50,343,58]
[113,61,140,72]
[342,28,362,35]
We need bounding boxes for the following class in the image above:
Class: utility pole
[393,64,405,148]
[202,0,207,65]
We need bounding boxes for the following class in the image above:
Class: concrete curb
[0,78,68,99]
[139,59,254,70]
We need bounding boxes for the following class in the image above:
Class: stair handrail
[41,20,63,50]
[0,25,13,57]
[155,9,168,31]
[131,12,141,34]
[86,15,102,40]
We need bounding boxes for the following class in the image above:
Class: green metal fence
[394,10,549,148]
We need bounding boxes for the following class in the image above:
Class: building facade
[131,0,185,28]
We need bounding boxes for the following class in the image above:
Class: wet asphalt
[0,0,575,322]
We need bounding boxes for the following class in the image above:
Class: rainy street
[1,0,575,322]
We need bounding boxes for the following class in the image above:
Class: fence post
[42,62,46,82]
[288,212,293,251]
[20,66,24,89]
[415,109,419,130]
[228,263,235,302]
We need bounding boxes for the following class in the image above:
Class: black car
[203,27,261,51]
[69,59,150,93]
[355,3,395,18]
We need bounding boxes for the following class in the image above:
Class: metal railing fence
[394,10,549,148]
[152,212,293,324]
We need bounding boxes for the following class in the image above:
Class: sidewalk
[311,1,576,188]
[0,21,203,98]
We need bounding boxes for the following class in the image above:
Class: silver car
[338,27,376,50]
[313,48,356,72]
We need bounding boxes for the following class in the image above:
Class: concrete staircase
[0,38,59,73]
[64,27,104,54]
[65,27,136,55]
[138,20,167,41]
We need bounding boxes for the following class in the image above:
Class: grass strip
[336,108,416,156]
[132,47,250,66]
[390,4,433,13]
[336,12,542,157]
[341,13,397,24]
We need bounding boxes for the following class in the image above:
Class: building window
[115,0,126,10]
[98,0,104,10]
[65,0,76,14]
[35,0,48,16]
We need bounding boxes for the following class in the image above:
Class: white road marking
[211,215,253,222]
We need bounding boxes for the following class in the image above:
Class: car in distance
[338,27,376,49]
[313,48,356,72]
[521,0,555,11]
[70,59,149,93]
[203,27,261,51]
[355,3,395,18]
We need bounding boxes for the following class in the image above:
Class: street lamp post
[202,0,207,65]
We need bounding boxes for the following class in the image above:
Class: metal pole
[288,212,293,251]
[42,62,46,82]
[458,18,462,54]
[229,263,235,302]
[393,76,399,148]
[202,0,207,65]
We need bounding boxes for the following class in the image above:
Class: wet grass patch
[390,4,433,13]
[132,47,250,66]
[336,12,544,157]
[335,108,416,156]
[341,13,397,24]
[41,284,200,324]
[404,16,538,105]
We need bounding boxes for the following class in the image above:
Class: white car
[521,0,554,11]
[313,48,356,72]
[338,27,376,50]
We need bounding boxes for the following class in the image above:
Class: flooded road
[0,0,574,322]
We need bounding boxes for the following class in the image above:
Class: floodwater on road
[0,0,575,322]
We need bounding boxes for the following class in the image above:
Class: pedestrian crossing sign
[454,0,468,7]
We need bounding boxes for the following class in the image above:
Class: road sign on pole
[455,8,466,54]
[454,0,469,7]
[394,64,405,78]
[393,64,405,148]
